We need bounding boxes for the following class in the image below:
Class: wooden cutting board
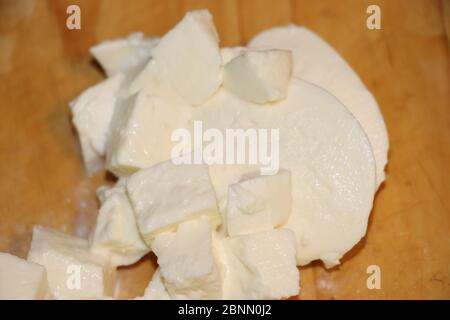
[0,0,449,299]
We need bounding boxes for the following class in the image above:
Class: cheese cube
[89,184,149,267]
[90,32,159,77]
[0,252,49,300]
[151,218,222,299]
[106,91,191,176]
[27,226,116,299]
[70,74,125,175]
[222,229,299,299]
[226,170,292,236]
[223,49,292,103]
[127,160,220,243]
[129,10,222,105]
[136,269,171,300]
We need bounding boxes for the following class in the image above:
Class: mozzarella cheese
[0,252,49,300]
[106,91,191,176]
[220,47,246,65]
[194,79,376,267]
[145,226,299,300]
[226,170,292,236]
[70,74,125,175]
[137,269,171,300]
[248,25,388,187]
[219,229,299,299]
[89,183,149,267]
[59,10,386,299]
[223,49,292,103]
[127,160,221,243]
[27,226,116,299]
[129,10,222,105]
[151,218,223,299]
[90,32,159,77]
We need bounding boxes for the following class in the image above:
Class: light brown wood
[0,0,449,299]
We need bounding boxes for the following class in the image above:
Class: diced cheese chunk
[0,252,49,300]
[70,74,125,175]
[223,49,292,103]
[106,91,191,176]
[226,170,292,236]
[90,32,159,77]
[27,226,116,299]
[151,218,222,299]
[221,229,299,299]
[129,10,222,105]
[127,160,220,243]
[89,183,149,267]
[136,269,171,300]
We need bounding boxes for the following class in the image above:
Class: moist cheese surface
[0,9,388,300]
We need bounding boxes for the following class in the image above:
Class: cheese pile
[0,10,388,300]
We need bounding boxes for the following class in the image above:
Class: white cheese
[136,269,171,300]
[27,226,116,299]
[226,170,292,236]
[89,184,149,267]
[151,218,222,299]
[220,46,246,65]
[193,79,376,268]
[106,91,191,176]
[62,12,385,299]
[127,160,221,243]
[220,229,299,299]
[223,49,292,103]
[69,74,125,175]
[248,25,388,187]
[90,32,159,77]
[129,10,222,105]
[0,252,49,300]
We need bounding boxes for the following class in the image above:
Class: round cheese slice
[248,25,388,188]
[193,79,376,267]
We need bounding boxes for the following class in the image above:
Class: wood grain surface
[0,0,449,299]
